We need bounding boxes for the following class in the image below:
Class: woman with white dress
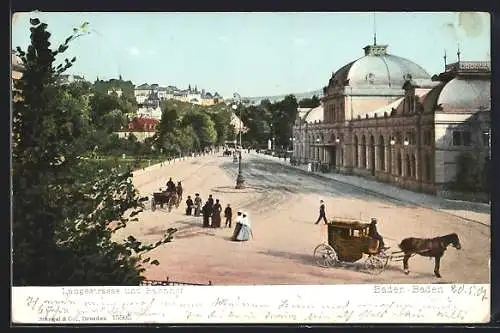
[236,211,253,241]
[231,210,243,241]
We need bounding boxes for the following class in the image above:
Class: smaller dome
[437,78,490,111]
[304,105,324,123]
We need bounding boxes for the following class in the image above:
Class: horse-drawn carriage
[313,217,462,277]
[313,217,398,274]
[151,189,179,212]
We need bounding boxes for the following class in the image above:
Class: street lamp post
[232,93,244,189]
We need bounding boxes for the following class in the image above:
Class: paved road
[115,152,490,285]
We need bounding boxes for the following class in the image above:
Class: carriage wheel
[313,243,338,268]
[151,198,156,211]
[363,254,389,275]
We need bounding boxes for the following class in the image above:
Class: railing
[141,277,213,286]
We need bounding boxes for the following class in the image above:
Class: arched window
[361,135,367,168]
[411,154,416,179]
[354,135,359,167]
[379,135,385,171]
[397,152,402,176]
[426,152,432,182]
[406,154,411,177]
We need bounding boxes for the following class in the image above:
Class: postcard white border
[11,284,490,324]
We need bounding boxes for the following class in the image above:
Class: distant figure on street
[231,210,243,241]
[202,202,211,228]
[314,200,327,224]
[236,211,253,241]
[185,195,193,216]
[224,204,233,228]
[212,199,222,228]
[368,218,387,250]
[194,193,202,216]
[206,194,214,223]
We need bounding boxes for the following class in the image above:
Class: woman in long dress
[231,210,243,241]
[212,199,222,228]
[236,212,252,241]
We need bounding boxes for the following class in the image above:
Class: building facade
[134,83,222,106]
[292,42,490,199]
[116,117,159,142]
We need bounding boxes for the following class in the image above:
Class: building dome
[436,78,490,112]
[331,44,431,89]
[304,105,323,123]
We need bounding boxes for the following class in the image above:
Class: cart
[313,217,400,274]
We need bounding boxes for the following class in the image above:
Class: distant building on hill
[116,117,159,142]
[134,83,223,106]
[57,74,86,85]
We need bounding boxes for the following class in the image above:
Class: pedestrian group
[184,190,252,242]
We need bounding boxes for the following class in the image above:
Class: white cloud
[147,49,157,55]
[127,47,140,56]
[217,36,229,42]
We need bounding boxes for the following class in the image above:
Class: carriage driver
[166,178,176,193]
[368,218,388,251]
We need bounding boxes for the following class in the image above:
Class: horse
[398,233,461,278]
[176,184,183,206]
[168,191,178,213]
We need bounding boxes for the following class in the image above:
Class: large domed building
[293,41,490,201]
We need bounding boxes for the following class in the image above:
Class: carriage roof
[327,217,371,230]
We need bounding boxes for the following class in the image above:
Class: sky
[12,12,490,99]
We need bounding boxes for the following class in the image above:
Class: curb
[256,154,489,226]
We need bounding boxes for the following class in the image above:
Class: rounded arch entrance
[379,135,385,171]
[361,135,367,168]
[370,135,375,175]
[354,135,359,167]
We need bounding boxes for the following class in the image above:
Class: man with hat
[224,203,233,228]
[194,193,202,216]
[368,218,387,250]
[314,200,328,224]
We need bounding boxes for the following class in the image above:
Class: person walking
[194,193,202,216]
[212,199,222,228]
[224,204,233,228]
[231,210,243,241]
[236,211,253,241]
[202,202,210,228]
[185,195,194,216]
[206,194,214,225]
[314,200,328,224]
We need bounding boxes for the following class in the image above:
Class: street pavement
[113,151,490,285]
[256,152,490,226]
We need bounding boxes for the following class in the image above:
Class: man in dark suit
[224,204,233,228]
[368,218,387,250]
[314,200,327,224]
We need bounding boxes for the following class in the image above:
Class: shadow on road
[257,249,316,266]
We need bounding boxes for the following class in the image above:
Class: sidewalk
[254,152,490,226]
[132,152,217,177]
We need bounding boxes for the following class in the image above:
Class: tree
[210,110,232,145]
[273,94,298,149]
[12,18,174,286]
[298,95,321,108]
[181,111,217,148]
